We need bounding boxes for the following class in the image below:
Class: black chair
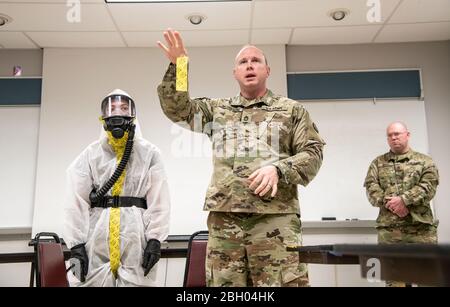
[183,231,208,287]
[30,232,69,287]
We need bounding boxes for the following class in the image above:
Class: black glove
[70,243,89,282]
[142,239,161,276]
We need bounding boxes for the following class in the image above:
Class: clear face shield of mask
[101,95,136,139]
[101,95,136,118]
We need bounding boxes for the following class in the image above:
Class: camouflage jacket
[158,63,325,214]
[364,150,439,227]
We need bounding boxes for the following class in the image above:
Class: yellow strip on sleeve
[176,56,188,92]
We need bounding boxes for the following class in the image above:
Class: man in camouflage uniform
[156,29,324,287]
[364,121,439,286]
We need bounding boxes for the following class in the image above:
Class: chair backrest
[37,242,69,287]
[183,231,208,287]
[33,232,69,287]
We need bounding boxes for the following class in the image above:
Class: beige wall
[287,41,450,242]
[0,50,42,77]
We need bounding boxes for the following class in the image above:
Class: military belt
[91,196,147,209]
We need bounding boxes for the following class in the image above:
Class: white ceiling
[0,0,449,49]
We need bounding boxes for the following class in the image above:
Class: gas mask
[101,89,136,139]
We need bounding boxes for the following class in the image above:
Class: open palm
[157,29,188,64]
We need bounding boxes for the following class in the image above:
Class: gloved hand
[142,239,161,276]
[70,243,89,282]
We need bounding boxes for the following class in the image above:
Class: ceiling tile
[389,0,450,24]
[0,31,37,48]
[108,2,251,31]
[253,0,401,28]
[123,29,249,47]
[291,25,382,45]
[26,31,125,47]
[121,31,162,48]
[251,28,291,45]
[0,3,116,31]
[0,0,448,49]
[180,29,249,47]
[375,22,450,43]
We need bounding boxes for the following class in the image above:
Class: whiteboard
[298,99,429,221]
[0,106,40,229]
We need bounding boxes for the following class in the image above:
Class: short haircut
[235,45,268,65]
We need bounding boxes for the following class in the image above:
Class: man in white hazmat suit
[64,89,170,286]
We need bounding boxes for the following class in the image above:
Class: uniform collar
[387,149,413,162]
[230,89,274,107]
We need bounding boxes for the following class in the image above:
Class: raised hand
[157,29,188,64]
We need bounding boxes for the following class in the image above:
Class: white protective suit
[64,120,170,287]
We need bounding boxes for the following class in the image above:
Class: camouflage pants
[206,211,309,287]
[378,223,437,287]
[378,224,437,244]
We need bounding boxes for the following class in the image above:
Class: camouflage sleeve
[401,160,439,207]
[364,159,385,208]
[157,63,213,135]
[273,106,325,186]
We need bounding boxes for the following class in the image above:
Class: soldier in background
[156,29,325,287]
[364,121,439,287]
